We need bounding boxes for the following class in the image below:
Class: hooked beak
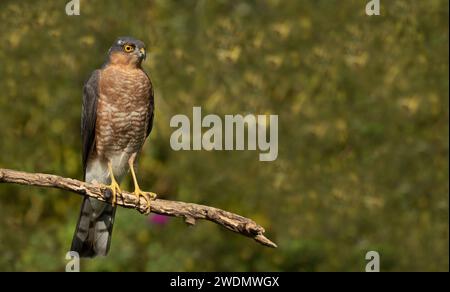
[139,47,147,60]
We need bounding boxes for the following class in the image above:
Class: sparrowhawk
[71,36,155,257]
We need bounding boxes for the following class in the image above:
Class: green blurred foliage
[0,0,448,271]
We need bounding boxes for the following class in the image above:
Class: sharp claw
[133,189,157,213]
[106,162,121,207]
[106,181,121,207]
[148,192,157,199]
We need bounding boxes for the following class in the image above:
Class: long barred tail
[71,196,116,257]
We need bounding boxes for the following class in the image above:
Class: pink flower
[148,214,170,226]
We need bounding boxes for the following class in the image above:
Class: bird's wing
[145,77,155,139]
[81,70,101,179]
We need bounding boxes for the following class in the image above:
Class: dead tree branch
[0,168,277,248]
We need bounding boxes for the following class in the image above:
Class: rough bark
[0,168,277,248]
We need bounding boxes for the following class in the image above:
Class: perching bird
[71,36,155,257]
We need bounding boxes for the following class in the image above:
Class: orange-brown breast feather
[95,64,152,160]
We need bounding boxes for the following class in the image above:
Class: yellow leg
[107,162,122,207]
[128,157,157,211]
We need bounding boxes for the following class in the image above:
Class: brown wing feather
[81,70,100,179]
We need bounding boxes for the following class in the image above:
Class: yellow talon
[129,158,156,212]
[132,186,156,212]
[107,162,122,206]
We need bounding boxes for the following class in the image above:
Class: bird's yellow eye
[123,44,134,53]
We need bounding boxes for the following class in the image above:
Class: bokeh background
[0,0,448,271]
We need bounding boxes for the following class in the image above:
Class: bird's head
[107,36,147,67]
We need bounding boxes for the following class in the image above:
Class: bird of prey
[71,36,155,257]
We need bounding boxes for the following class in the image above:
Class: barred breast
[95,65,151,164]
